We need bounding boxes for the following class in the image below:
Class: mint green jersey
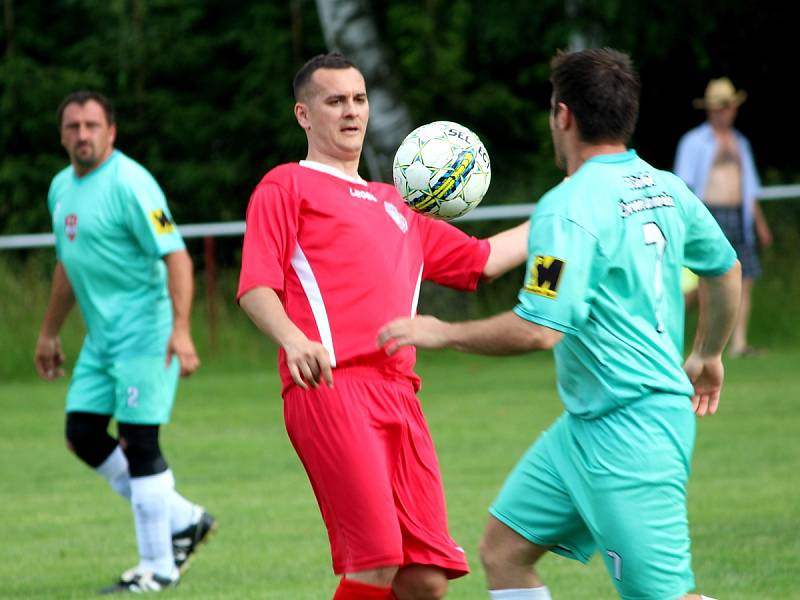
[48,150,185,360]
[515,150,736,418]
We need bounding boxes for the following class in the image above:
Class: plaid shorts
[707,206,762,279]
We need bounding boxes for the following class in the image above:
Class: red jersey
[237,161,490,391]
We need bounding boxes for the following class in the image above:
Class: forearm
[692,261,742,357]
[239,287,307,348]
[39,262,75,337]
[753,201,769,228]
[483,220,530,281]
[164,250,195,332]
[443,310,561,355]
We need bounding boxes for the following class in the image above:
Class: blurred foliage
[1,0,798,244]
[1,0,319,238]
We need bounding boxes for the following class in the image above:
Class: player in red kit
[237,52,528,600]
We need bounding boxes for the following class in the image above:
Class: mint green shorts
[490,394,696,600]
[66,347,180,425]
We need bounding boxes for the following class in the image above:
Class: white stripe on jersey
[411,264,423,316]
[291,243,337,367]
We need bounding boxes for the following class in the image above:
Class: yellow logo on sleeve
[149,209,175,234]
[523,256,565,299]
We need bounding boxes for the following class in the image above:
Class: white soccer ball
[392,121,491,220]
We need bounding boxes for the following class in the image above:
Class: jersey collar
[586,149,638,164]
[299,160,367,185]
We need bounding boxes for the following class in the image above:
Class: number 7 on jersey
[642,222,666,334]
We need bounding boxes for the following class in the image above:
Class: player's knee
[479,535,503,575]
[480,519,546,576]
[393,566,448,600]
[65,412,115,467]
[117,423,168,477]
[479,532,528,576]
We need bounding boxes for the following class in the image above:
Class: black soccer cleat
[99,567,179,594]
[172,508,217,574]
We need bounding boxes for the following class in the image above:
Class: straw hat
[693,77,747,109]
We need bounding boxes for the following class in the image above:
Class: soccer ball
[392,121,491,220]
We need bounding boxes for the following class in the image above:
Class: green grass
[1,348,798,599]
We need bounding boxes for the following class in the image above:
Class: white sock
[130,471,174,577]
[162,469,197,533]
[96,446,131,499]
[700,596,718,600]
[489,587,552,599]
[97,452,196,534]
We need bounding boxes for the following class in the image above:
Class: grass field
[1,347,798,599]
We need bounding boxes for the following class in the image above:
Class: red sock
[333,578,393,600]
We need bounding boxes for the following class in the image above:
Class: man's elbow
[536,327,562,351]
[481,267,499,284]
[518,320,562,352]
[726,259,742,295]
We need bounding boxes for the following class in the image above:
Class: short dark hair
[293,52,360,101]
[57,90,115,128]
[550,48,640,144]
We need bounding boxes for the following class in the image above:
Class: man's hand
[35,335,65,381]
[166,327,200,377]
[284,338,333,390]
[683,352,724,417]
[238,286,334,390]
[377,315,450,356]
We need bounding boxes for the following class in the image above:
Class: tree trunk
[3,0,14,57]
[314,0,413,182]
[566,0,602,50]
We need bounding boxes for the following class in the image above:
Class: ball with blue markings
[393,121,491,220]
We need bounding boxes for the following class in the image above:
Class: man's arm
[683,260,742,416]
[239,287,333,389]
[482,220,530,281]
[378,310,563,356]
[753,201,772,248]
[673,133,696,189]
[164,249,200,377]
[34,262,75,380]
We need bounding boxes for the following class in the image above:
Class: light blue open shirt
[674,122,761,246]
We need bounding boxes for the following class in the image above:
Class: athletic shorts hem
[619,584,693,600]
[333,554,404,576]
[404,555,469,580]
[488,507,591,565]
[64,408,112,416]
[333,557,468,580]
[63,407,167,426]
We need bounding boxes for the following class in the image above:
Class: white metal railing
[2,183,799,250]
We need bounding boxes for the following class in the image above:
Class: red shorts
[283,367,469,578]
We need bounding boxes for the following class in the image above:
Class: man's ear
[555,102,570,130]
[295,102,310,130]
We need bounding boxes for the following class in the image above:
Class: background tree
[1,0,797,241]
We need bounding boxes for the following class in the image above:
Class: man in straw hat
[675,77,772,357]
